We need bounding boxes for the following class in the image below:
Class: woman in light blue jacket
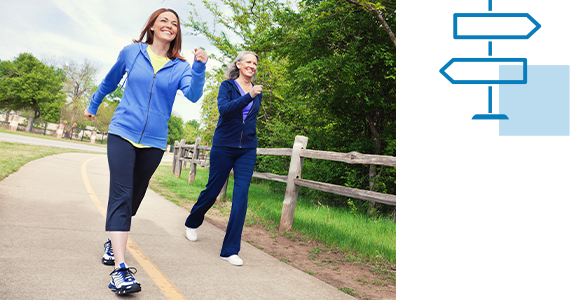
[84,8,207,295]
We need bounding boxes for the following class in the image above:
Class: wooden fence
[172,135,396,231]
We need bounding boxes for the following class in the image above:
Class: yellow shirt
[121,46,171,149]
[147,45,170,74]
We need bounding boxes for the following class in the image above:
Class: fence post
[279,135,309,231]
[174,139,186,178]
[8,115,19,132]
[182,147,187,170]
[216,169,231,201]
[55,123,64,138]
[171,141,179,174]
[188,137,201,184]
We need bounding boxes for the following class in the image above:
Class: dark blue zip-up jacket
[212,80,261,148]
[87,43,206,149]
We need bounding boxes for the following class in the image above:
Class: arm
[217,81,256,118]
[86,47,127,115]
[179,60,207,103]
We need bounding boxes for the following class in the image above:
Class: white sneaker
[186,227,197,241]
[221,255,243,266]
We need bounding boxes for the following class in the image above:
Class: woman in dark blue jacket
[185,51,262,266]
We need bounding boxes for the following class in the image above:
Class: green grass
[0,141,92,180]
[150,165,396,265]
[338,287,358,296]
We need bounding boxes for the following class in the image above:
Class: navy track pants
[185,146,256,257]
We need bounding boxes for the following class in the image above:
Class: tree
[93,99,119,133]
[197,71,224,145]
[267,0,396,215]
[60,59,100,137]
[0,59,16,121]
[167,114,184,145]
[183,119,201,143]
[344,0,396,47]
[0,53,66,132]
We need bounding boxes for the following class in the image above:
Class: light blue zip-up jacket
[87,43,206,149]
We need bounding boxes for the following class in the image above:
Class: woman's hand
[249,85,263,98]
[84,109,95,121]
[194,48,208,63]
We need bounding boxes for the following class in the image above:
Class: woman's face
[151,11,178,44]
[237,54,258,80]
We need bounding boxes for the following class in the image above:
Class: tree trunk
[345,0,396,47]
[26,108,41,133]
[26,109,34,132]
[66,114,76,139]
[365,111,382,154]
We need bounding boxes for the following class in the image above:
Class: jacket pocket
[242,120,257,141]
[144,109,169,139]
[112,102,145,133]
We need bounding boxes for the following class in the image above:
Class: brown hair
[133,8,186,61]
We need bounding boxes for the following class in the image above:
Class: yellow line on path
[81,157,186,300]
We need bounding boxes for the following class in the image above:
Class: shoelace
[110,267,138,281]
[104,241,114,256]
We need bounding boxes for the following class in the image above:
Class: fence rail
[172,135,396,231]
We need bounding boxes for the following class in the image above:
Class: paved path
[0,153,354,299]
[0,132,108,153]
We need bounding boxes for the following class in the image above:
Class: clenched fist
[249,85,263,98]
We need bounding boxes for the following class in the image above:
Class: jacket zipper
[234,82,255,148]
[137,53,175,144]
[139,72,156,143]
[239,102,254,148]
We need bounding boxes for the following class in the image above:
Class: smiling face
[150,11,178,44]
[237,54,258,80]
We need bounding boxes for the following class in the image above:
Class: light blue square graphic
[499,65,569,136]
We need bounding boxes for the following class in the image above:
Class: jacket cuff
[192,59,207,73]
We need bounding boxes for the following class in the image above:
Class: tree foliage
[60,59,100,137]
[182,119,201,143]
[0,53,66,131]
[184,0,396,217]
[167,114,185,145]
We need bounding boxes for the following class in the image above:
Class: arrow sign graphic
[454,13,541,39]
[439,58,527,84]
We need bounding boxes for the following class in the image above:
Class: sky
[0,0,228,123]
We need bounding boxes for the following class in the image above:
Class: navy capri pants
[105,133,164,231]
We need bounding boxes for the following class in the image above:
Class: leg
[220,147,256,257]
[131,147,165,215]
[110,231,128,268]
[185,146,235,229]
[105,134,136,266]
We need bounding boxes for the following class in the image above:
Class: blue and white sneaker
[108,262,141,295]
[102,237,114,266]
